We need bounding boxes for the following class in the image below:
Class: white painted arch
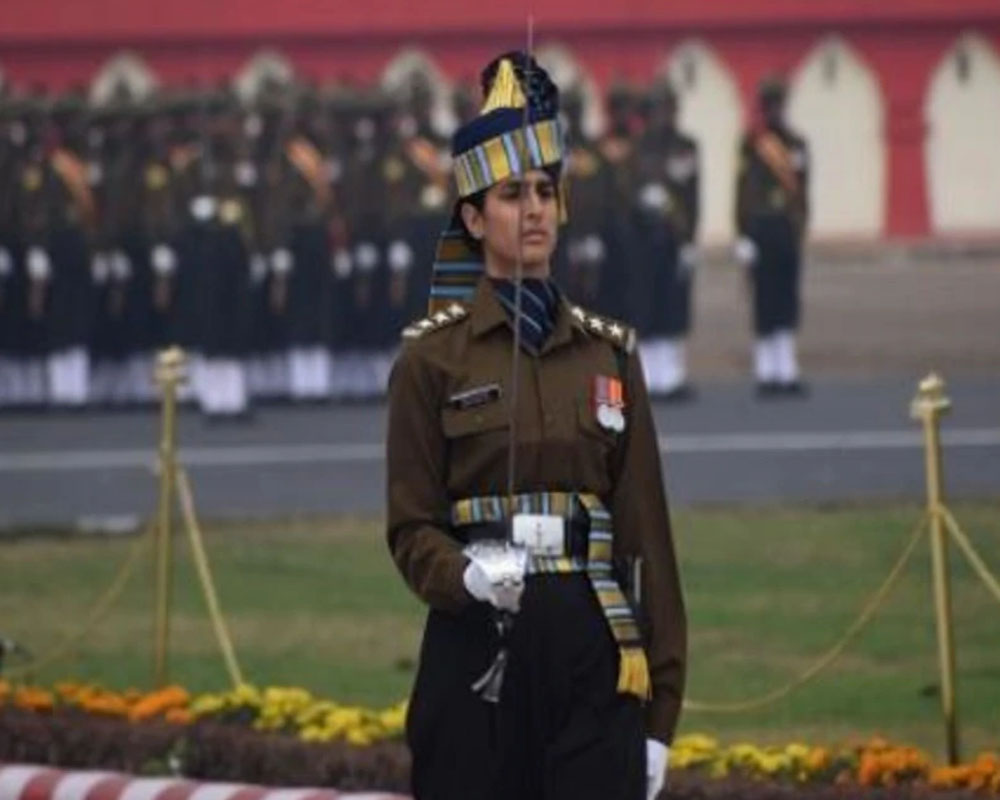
[90,51,159,106]
[381,49,455,137]
[787,35,886,239]
[925,33,1000,234]
[661,40,742,244]
[536,42,604,140]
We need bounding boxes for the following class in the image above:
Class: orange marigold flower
[165,707,194,725]
[14,686,54,712]
[128,685,191,721]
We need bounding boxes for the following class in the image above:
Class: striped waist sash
[450,491,651,701]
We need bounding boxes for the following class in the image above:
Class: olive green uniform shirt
[385,277,687,744]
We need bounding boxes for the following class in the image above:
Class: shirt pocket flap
[441,401,510,439]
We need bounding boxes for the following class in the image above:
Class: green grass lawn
[2,502,999,760]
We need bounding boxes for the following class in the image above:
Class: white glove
[387,240,414,274]
[109,250,132,281]
[90,252,110,284]
[646,739,669,800]
[733,236,758,268]
[271,248,294,276]
[27,247,52,281]
[151,244,177,276]
[678,243,698,278]
[462,544,527,613]
[332,249,353,279]
[249,253,269,284]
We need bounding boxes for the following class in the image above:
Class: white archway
[662,40,742,243]
[380,49,454,137]
[536,43,604,140]
[234,49,296,105]
[787,36,886,239]
[90,51,159,106]
[925,33,1000,233]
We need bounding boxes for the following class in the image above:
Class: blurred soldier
[318,86,355,399]
[734,76,809,396]
[390,74,450,333]
[174,90,254,419]
[633,81,699,400]
[259,88,335,402]
[336,91,393,398]
[16,93,98,408]
[560,86,615,310]
[89,95,134,405]
[0,96,28,406]
[243,87,290,403]
[101,96,182,405]
[3,96,49,406]
[598,82,638,321]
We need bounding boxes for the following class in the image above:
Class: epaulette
[569,304,636,353]
[401,303,469,340]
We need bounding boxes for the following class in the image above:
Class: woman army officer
[385,52,687,800]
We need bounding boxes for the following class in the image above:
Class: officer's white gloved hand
[678,243,698,278]
[646,739,669,800]
[733,236,758,268]
[462,551,525,613]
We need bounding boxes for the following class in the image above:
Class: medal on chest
[592,374,626,433]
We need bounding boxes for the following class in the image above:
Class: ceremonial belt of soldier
[451,490,651,701]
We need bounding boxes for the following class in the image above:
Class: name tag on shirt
[448,383,502,410]
[512,514,565,557]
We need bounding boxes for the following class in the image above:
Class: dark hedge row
[0,709,986,800]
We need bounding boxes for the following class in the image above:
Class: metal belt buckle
[511,513,565,557]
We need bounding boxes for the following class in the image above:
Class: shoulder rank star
[593,374,626,433]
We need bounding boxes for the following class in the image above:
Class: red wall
[3,0,1000,238]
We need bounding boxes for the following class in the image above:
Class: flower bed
[1,680,998,796]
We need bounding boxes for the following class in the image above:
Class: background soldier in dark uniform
[18,94,98,408]
[0,96,29,406]
[598,82,638,321]
[338,92,393,398]
[174,90,254,418]
[559,86,615,310]
[392,74,451,327]
[632,81,699,400]
[263,88,335,402]
[735,76,809,396]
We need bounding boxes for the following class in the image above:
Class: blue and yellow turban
[428,52,568,314]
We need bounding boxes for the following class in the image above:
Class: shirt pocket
[441,399,510,438]
[441,400,511,493]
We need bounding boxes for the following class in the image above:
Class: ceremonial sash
[286,137,331,209]
[451,490,652,701]
[754,131,799,198]
[51,148,97,232]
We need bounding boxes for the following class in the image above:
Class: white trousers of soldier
[754,330,800,384]
[639,338,688,395]
[197,358,248,416]
[288,347,330,400]
[48,347,90,407]
[0,357,47,407]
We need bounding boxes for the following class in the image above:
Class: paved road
[0,377,997,527]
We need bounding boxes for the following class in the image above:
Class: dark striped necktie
[491,278,561,354]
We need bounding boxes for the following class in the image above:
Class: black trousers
[407,574,646,800]
[749,214,802,336]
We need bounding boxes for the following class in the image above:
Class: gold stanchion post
[152,347,186,687]
[910,372,960,764]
